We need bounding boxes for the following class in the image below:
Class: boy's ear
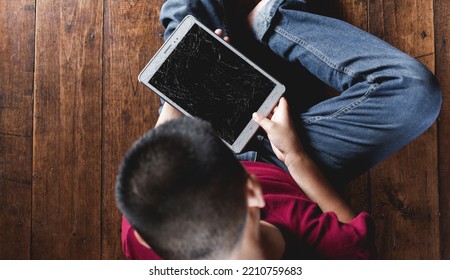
[246,173,265,208]
[134,230,151,249]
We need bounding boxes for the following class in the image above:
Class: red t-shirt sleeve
[121,216,163,260]
[244,161,377,259]
[308,211,376,259]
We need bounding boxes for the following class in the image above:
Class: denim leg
[160,0,246,40]
[252,0,442,182]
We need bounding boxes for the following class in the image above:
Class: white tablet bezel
[138,15,285,153]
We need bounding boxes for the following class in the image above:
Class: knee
[160,0,193,40]
[393,58,442,135]
[160,0,224,40]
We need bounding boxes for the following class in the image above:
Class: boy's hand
[155,103,183,127]
[255,98,356,222]
[252,97,305,165]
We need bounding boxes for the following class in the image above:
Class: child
[115,0,441,259]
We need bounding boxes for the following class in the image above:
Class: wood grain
[0,135,32,259]
[32,0,103,259]
[102,0,163,259]
[0,0,35,259]
[338,0,368,31]
[368,0,439,258]
[368,0,434,57]
[370,121,440,259]
[434,0,450,260]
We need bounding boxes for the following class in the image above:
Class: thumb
[252,112,274,132]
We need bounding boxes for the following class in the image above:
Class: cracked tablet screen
[149,24,276,145]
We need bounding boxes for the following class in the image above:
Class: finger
[214,29,223,37]
[279,97,289,109]
[274,97,287,114]
[267,104,278,119]
[272,105,278,114]
[273,97,291,121]
[252,112,274,132]
[214,29,231,42]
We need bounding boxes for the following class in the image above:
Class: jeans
[160,0,442,184]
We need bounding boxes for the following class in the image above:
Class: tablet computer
[138,15,285,153]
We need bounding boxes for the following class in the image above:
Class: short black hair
[115,117,248,259]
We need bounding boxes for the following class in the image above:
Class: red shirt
[121,161,377,259]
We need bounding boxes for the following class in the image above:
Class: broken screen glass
[149,24,276,145]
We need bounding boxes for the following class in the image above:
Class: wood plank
[370,123,440,259]
[368,0,434,57]
[337,0,368,31]
[32,0,103,259]
[0,0,35,137]
[311,0,369,30]
[0,135,32,186]
[0,135,32,259]
[368,0,439,259]
[434,0,450,260]
[0,0,35,259]
[0,179,31,259]
[102,0,163,259]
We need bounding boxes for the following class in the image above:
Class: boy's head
[115,117,251,259]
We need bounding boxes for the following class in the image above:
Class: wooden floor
[0,0,448,259]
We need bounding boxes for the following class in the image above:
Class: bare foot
[247,0,269,28]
